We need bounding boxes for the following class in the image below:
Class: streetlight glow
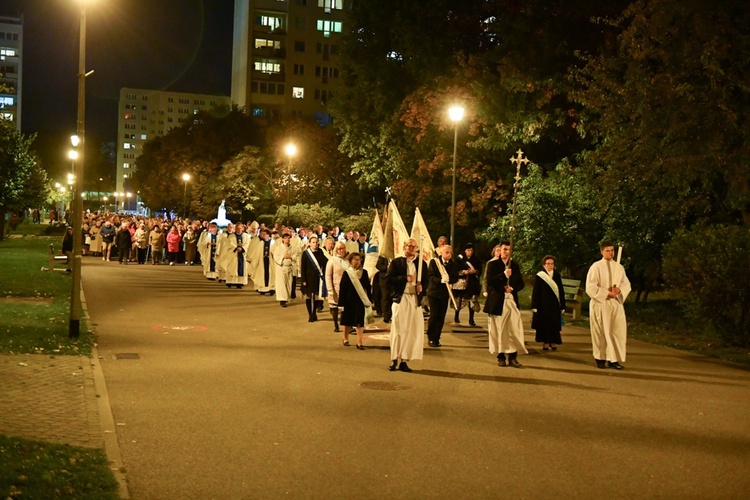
[448,105,465,248]
[449,106,465,123]
[70,135,80,147]
[285,143,296,225]
[182,173,191,182]
[68,150,79,160]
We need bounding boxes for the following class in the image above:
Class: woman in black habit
[531,254,567,351]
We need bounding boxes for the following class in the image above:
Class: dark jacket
[338,269,371,327]
[300,247,328,296]
[483,258,525,316]
[100,224,116,243]
[386,256,429,305]
[116,226,132,248]
[427,258,459,299]
[531,269,566,332]
[455,253,482,297]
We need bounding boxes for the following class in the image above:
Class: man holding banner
[426,245,459,347]
[386,238,429,372]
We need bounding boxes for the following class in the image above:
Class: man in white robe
[197,223,219,280]
[585,240,631,370]
[386,238,429,372]
[247,228,275,294]
[272,232,299,307]
[215,223,234,283]
[224,223,250,288]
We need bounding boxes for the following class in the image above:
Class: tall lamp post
[448,105,464,248]
[284,143,296,226]
[69,1,92,338]
[182,173,190,217]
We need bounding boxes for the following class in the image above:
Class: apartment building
[115,88,231,194]
[231,0,346,126]
[0,15,22,129]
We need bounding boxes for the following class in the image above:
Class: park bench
[561,278,583,320]
[43,244,70,272]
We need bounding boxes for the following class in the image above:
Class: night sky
[3,0,234,168]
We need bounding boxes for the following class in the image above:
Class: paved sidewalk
[0,354,102,447]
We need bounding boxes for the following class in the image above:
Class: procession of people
[63,206,630,373]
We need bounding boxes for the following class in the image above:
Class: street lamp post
[102,196,108,211]
[284,143,297,226]
[448,105,464,248]
[182,173,190,217]
[69,1,90,338]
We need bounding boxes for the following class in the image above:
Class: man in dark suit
[426,245,459,347]
[483,241,526,367]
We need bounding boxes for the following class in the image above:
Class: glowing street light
[182,173,191,217]
[285,143,297,225]
[448,105,464,248]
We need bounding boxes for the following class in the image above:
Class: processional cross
[508,149,530,255]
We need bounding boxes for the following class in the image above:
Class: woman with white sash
[337,252,373,350]
[531,255,567,351]
[300,236,328,322]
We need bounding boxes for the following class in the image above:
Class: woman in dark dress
[452,243,482,326]
[531,255,567,351]
[300,236,328,322]
[338,252,372,350]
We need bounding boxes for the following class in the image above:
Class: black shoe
[428,341,441,348]
[596,359,606,369]
[342,340,350,347]
[509,358,522,368]
[383,319,391,324]
[334,326,341,333]
[607,361,624,370]
[269,290,275,296]
[388,360,398,371]
[469,322,477,327]
[498,359,508,367]
[280,301,287,308]
[356,344,364,350]
[399,362,412,372]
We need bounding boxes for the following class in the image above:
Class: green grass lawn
[1,235,116,496]
[0,236,94,356]
[0,435,119,499]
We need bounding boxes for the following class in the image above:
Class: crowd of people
[61,211,631,372]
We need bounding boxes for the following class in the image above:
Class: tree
[0,120,48,240]
[570,0,750,297]
[131,106,261,218]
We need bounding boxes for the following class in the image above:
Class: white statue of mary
[210,200,232,227]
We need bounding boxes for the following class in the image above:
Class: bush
[662,224,750,347]
[41,222,67,236]
[274,203,342,229]
[7,216,22,231]
[338,209,377,234]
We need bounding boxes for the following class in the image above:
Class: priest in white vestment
[247,229,275,294]
[272,232,299,306]
[224,223,251,288]
[215,223,234,283]
[585,241,631,370]
[197,223,220,280]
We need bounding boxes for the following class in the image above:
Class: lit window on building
[293,87,304,99]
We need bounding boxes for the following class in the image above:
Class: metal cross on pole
[508,149,529,256]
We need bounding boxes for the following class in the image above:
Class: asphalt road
[82,259,750,499]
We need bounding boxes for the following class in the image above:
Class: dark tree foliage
[571,0,750,297]
[131,106,262,218]
[0,120,48,240]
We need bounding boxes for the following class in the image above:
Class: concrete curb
[80,286,130,499]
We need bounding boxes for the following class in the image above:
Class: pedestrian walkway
[0,354,102,448]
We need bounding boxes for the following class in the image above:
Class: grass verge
[0,236,94,355]
[0,435,119,499]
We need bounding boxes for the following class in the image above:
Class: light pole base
[68,319,80,339]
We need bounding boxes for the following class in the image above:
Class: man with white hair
[386,238,429,372]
